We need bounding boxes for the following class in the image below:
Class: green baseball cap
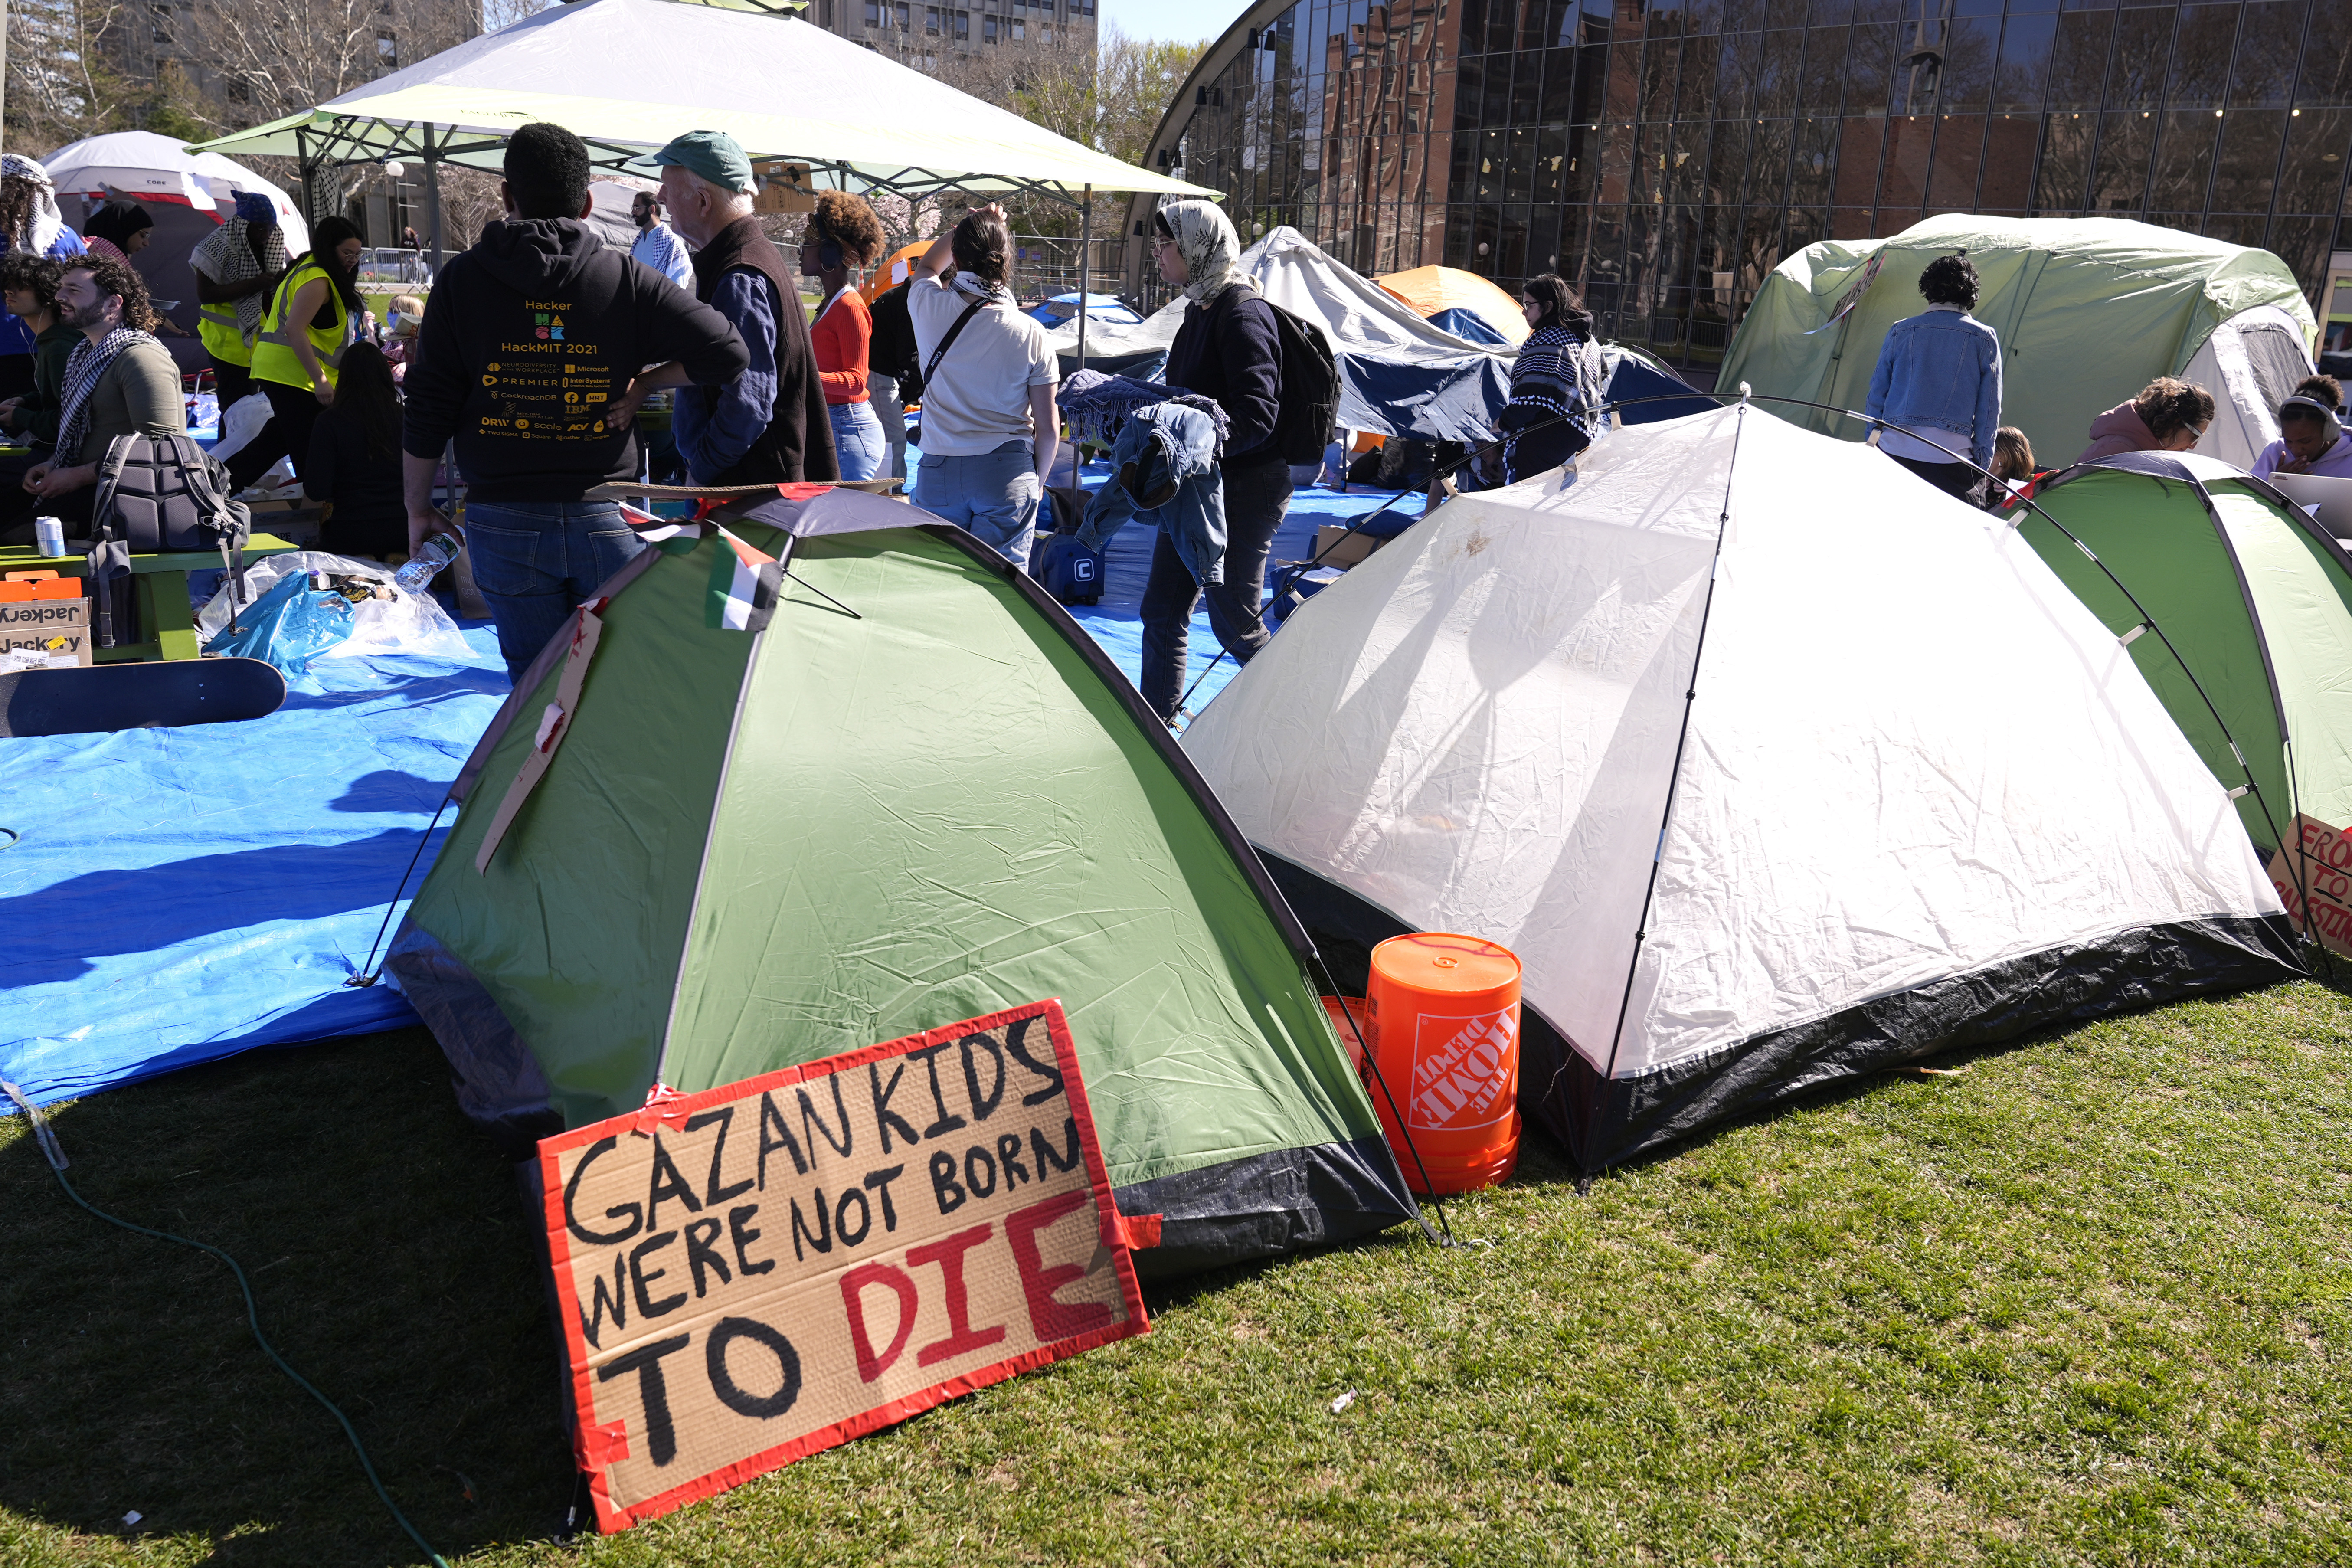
[635,129,756,194]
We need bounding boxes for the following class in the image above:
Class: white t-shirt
[907,272,1058,457]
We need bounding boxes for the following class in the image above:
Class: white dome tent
[1181,406,2301,1170]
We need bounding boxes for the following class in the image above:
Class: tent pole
[425,128,444,278]
[1075,184,1091,376]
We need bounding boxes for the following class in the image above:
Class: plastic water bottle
[394,532,459,593]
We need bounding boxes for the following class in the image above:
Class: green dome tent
[2009,452,2352,947]
[1718,216,2316,472]
[386,492,1416,1276]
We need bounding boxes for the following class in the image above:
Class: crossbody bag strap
[922,298,989,392]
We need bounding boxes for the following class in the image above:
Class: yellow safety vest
[196,299,252,367]
[251,259,348,390]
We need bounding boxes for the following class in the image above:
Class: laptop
[2264,472,2352,549]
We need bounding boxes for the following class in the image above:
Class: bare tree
[6,0,132,149]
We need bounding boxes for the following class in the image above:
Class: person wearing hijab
[1139,198,1286,724]
[0,155,85,401]
[1501,275,1604,483]
[82,201,153,263]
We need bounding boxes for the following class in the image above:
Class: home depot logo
[1407,1010,1516,1133]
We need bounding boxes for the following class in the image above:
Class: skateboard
[0,655,287,738]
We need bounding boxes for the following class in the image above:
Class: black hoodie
[402,217,748,502]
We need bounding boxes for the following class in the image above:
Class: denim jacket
[1077,401,1227,586]
[1864,305,2003,470]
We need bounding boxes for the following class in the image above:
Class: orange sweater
[812,287,871,405]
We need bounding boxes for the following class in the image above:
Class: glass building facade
[1137,0,2352,378]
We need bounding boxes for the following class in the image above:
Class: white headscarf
[1,154,65,254]
[1158,200,1248,306]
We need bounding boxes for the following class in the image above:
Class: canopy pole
[425,127,444,279]
[1075,185,1090,376]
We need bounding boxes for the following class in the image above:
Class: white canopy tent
[193,0,1210,360]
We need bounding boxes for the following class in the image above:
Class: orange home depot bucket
[1321,995,1371,1075]
[1364,933,1521,1195]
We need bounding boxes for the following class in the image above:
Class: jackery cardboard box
[0,594,92,667]
[539,998,1153,1531]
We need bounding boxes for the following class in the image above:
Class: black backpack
[85,433,253,646]
[1262,302,1340,465]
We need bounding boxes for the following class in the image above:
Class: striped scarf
[190,217,289,340]
[56,327,154,462]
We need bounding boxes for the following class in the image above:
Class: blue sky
[1100,0,1246,45]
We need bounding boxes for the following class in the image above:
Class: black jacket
[868,280,920,393]
[1162,283,1282,466]
[402,217,747,502]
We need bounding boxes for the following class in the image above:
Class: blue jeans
[1139,458,1291,720]
[919,439,1039,566]
[464,500,644,681]
[829,399,886,482]
[869,373,907,481]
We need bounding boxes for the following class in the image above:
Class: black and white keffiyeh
[56,327,156,461]
[189,216,290,340]
[1501,322,1608,470]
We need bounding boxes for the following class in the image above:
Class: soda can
[33,516,64,557]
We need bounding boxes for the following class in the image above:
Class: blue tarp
[0,464,1414,1111]
[1426,305,1512,346]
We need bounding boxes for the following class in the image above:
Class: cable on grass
[0,1079,453,1568]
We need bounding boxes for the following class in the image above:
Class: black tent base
[1259,852,2305,1175]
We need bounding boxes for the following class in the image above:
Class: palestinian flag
[707,526,782,633]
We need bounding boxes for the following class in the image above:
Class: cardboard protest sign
[538,999,1152,1532]
[2267,814,2352,960]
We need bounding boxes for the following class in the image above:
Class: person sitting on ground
[799,190,889,482]
[904,203,1059,563]
[1864,253,2003,499]
[403,122,748,679]
[622,129,836,488]
[1500,274,1602,484]
[1982,425,2051,509]
[1138,198,1284,722]
[2251,375,2352,480]
[307,341,408,559]
[19,254,185,530]
[2078,376,2213,462]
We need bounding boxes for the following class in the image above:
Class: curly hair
[2293,373,2344,412]
[0,175,39,251]
[1918,254,1979,309]
[0,252,62,311]
[809,190,886,269]
[2132,376,2216,442]
[63,253,160,333]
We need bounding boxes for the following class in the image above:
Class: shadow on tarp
[332,769,452,815]
[0,1028,573,1565]
[0,828,435,992]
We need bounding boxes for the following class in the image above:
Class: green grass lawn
[5,981,2351,1566]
